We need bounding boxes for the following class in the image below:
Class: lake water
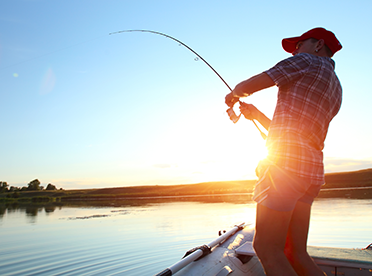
[1,196,371,275]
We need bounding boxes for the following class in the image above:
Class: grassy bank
[1,168,372,203]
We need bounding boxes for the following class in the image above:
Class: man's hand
[225,92,239,107]
[239,102,259,120]
[239,102,271,131]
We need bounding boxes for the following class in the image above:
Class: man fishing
[225,27,342,276]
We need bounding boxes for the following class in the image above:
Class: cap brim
[282,37,301,53]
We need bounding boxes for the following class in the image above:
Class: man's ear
[316,39,325,50]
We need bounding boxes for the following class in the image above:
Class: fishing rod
[109,29,267,140]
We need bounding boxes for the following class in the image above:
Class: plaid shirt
[264,53,342,185]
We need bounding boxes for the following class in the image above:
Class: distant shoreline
[1,168,372,203]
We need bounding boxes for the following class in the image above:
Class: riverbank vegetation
[1,168,372,203]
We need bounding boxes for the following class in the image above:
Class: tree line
[0,179,60,193]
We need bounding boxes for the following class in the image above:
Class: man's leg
[253,203,298,276]
[284,201,327,276]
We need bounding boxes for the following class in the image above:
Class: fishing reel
[226,106,241,124]
[226,100,244,124]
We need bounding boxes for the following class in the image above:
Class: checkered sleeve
[265,53,312,87]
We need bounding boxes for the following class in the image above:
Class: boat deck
[308,245,372,275]
[236,241,372,275]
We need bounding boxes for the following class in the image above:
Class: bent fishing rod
[109,29,267,140]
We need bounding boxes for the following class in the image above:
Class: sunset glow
[1,1,372,189]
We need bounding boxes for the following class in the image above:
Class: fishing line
[109,29,232,92]
[109,29,267,140]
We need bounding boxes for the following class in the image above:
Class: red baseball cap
[282,27,342,56]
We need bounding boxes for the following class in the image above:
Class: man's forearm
[255,109,271,131]
[232,72,275,97]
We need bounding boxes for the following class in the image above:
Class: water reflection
[0,202,60,219]
[45,206,57,213]
[0,204,5,217]
[0,194,253,218]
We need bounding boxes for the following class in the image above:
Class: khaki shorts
[252,163,322,212]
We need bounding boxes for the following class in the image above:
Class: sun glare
[145,112,268,184]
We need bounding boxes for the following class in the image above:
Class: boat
[154,223,372,276]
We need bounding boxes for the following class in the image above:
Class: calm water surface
[0,197,371,275]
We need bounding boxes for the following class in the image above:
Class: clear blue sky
[1,0,371,189]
